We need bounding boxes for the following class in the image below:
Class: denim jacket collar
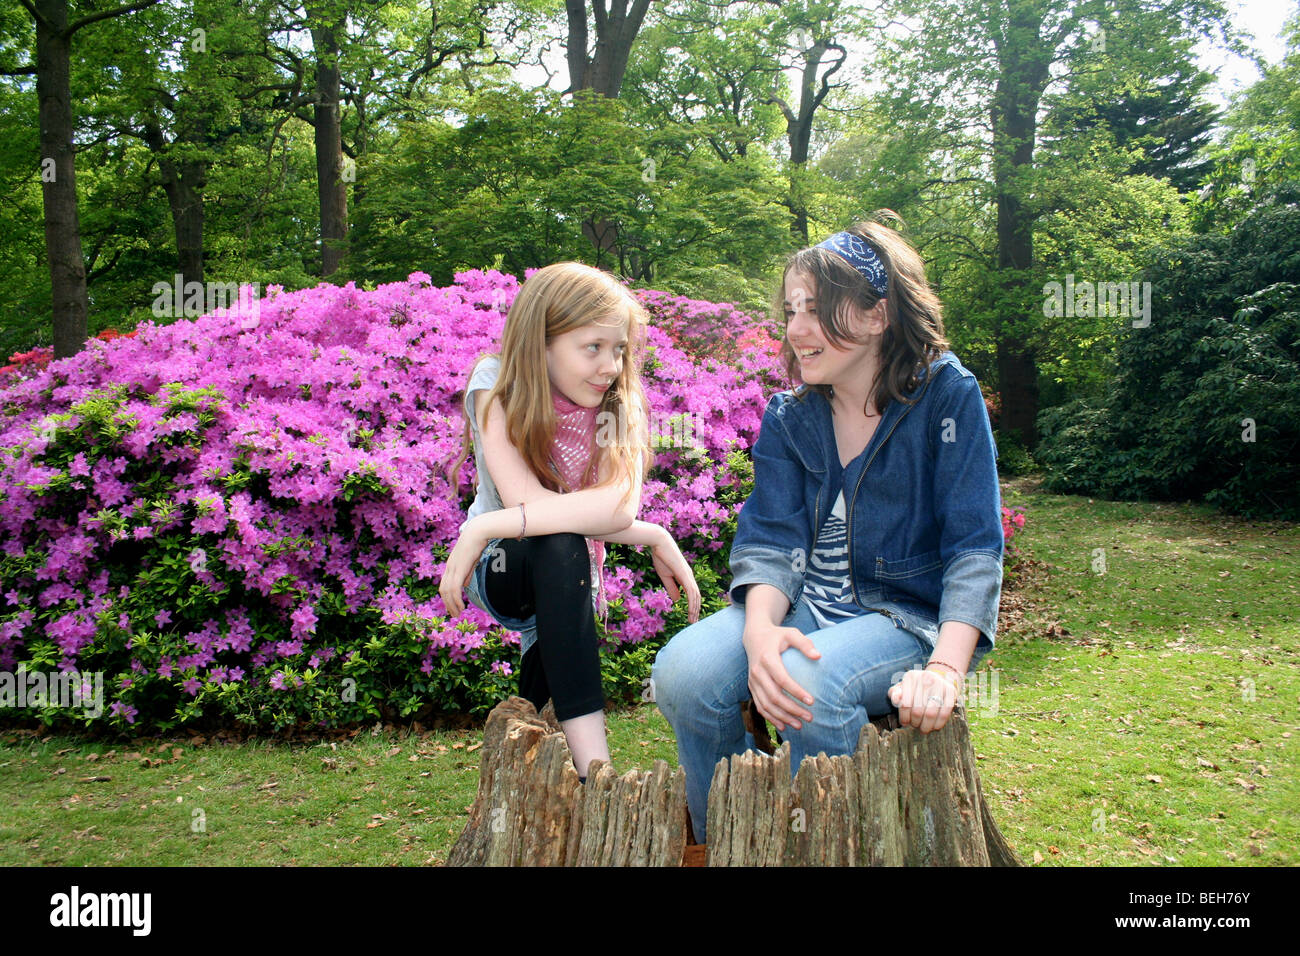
[774,351,959,473]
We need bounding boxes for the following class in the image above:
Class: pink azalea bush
[0,271,784,731]
[1001,505,1027,556]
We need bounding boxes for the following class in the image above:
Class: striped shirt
[803,490,862,629]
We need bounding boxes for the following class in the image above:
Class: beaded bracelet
[925,659,964,695]
[925,666,961,695]
[517,502,526,540]
[926,659,965,682]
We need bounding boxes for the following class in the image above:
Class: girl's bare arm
[475,392,639,537]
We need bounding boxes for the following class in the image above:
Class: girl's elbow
[611,500,637,531]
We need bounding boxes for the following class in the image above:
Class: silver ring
[925,695,944,706]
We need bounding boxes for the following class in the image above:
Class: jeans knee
[778,646,831,704]
[650,642,685,714]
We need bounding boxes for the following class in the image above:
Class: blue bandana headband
[816,231,888,297]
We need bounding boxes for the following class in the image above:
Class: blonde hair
[449,262,651,510]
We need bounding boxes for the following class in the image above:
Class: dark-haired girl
[652,214,1003,843]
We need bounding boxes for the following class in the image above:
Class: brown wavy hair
[448,262,651,509]
[775,211,949,415]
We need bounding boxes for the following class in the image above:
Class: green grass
[2,477,1296,865]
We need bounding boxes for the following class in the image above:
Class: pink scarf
[550,387,608,623]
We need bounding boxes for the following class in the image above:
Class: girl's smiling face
[783,269,885,390]
[545,316,629,407]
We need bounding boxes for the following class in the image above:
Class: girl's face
[783,269,885,390]
[545,316,629,408]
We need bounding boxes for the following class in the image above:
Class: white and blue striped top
[803,490,863,629]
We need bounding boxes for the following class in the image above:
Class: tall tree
[564,0,654,96]
[306,0,348,275]
[76,0,279,293]
[882,0,1238,444]
[1194,8,1300,231]
[1042,62,1220,193]
[14,0,162,359]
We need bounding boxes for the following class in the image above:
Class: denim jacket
[729,351,1003,656]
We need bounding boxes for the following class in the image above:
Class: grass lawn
[2,477,1296,866]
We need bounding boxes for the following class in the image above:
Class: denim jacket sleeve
[929,368,1003,647]
[728,393,813,609]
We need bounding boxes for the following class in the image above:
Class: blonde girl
[441,262,701,781]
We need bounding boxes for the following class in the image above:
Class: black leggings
[483,533,605,722]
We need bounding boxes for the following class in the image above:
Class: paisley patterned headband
[816,231,888,297]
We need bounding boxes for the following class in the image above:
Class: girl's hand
[439,520,488,619]
[888,667,958,735]
[649,528,701,623]
[742,621,821,732]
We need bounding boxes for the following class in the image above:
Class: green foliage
[994,429,1038,477]
[1036,181,1300,518]
[1193,10,1300,231]
[344,84,789,313]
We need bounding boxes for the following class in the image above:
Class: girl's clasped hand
[888,667,960,735]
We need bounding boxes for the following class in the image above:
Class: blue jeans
[651,599,937,844]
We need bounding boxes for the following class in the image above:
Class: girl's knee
[778,645,830,702]
[528,532,587,565]
[651,609,745,711]
[650,635,693,711]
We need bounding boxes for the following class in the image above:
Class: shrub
[0,271,784,732]
[1035,181,1300,519]
[993,429,1037,477]
[1001,505,1027,559]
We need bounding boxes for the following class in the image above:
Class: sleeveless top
[461,355,607,621]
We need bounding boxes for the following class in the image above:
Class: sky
[1200,0,1296,107]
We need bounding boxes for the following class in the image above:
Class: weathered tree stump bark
[708,709,1021,866]
[446,696,688,866]
[448,697,1020,867]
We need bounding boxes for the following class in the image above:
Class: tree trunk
[449,697,1020,867]
[309,8,347,277]
[565,0,652,98]
[142,119,207,290]
[708,709,1021,866]
[997,339,1040,447]
[35,0,89,360]
[990,5,1052,447]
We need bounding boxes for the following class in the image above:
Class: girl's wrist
[473,510,507,544]
[925,660,964,695]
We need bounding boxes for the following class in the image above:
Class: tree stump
[447,696,688,866]
[707,709,1021,866]
[448,696,1020,866]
